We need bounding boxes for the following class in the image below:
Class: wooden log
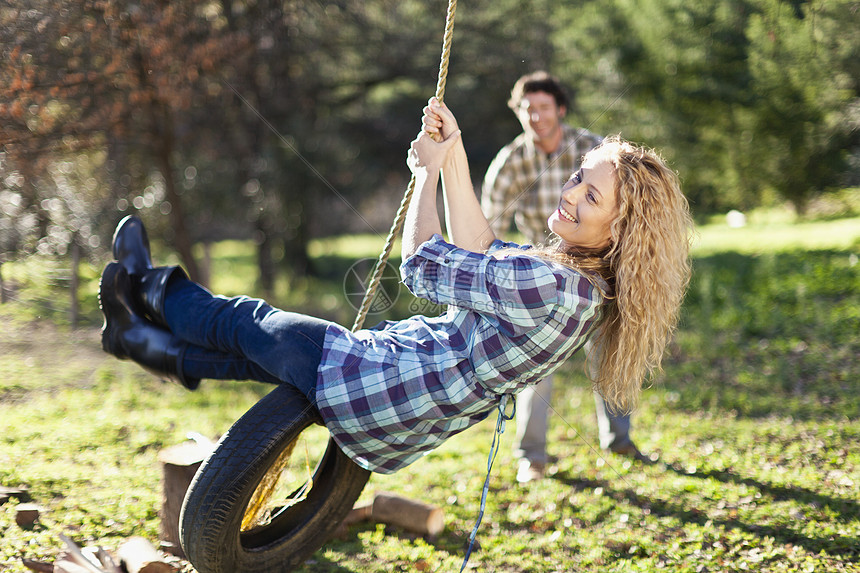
[15,503,42,527]
[83,546,122,573]
[340,492,445,537]
[20,558,54,573]
[118,536,178,573]
[1,486,30,507]
[370,492,444,537]
[157,438,214,558]
[0,485,30,498]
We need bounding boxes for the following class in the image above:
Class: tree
[1,0,246,280]
[746,0,860,213]
[552,0,759,212]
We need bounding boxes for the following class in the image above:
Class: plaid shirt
[315,234,605,474]
[482,124,603,244]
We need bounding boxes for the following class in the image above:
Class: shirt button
[444,258,451,264]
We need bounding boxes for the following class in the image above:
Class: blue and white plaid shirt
[315,234,605,473]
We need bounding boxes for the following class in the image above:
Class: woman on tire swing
[100,98,692,476]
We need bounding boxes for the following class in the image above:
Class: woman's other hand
[407,129,461,177]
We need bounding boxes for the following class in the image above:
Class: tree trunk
[255,218,276,296]
[153,124,201,283]
[70,236,80,328]
[0,261,6,304]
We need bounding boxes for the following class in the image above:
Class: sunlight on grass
[692,215,860,255]
[311,218,860,262]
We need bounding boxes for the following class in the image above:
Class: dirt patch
[0,319,111,400]
[1,319,105,362]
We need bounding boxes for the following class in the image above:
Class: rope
[347,3,514,568]
[350,0,458,332]
[459,394,515,572]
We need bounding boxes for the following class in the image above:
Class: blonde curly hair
[536,136,693,412]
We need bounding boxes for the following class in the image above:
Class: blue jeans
[163,278,331,401]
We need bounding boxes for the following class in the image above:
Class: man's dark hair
[508,71,570,112]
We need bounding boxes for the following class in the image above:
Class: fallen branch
[118,536,179,573]
[157,436,216,558]
[58,534,107,573]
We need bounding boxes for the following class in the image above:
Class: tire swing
[178,3,460,571]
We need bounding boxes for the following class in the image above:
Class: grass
[1,214,859,572]
[692,216,860,256]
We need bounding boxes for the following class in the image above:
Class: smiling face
[547,155,618,251]
[515,91,566,153]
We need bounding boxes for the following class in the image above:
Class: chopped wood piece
[157,439,214,558]
[0,485,30,496]
[57,534,107,573]
[15,503,42,527]
[342,492,445,538]
[118,536,179,573]
[95,546,122,573]
[371,492,445,537]
[20,558,54,573]
[82,546,122,573]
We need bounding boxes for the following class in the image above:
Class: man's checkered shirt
[482,124,603,244]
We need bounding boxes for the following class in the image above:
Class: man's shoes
[608,440,651,462]
[516,459,546,484]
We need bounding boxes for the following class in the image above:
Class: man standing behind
[482,71,645,484]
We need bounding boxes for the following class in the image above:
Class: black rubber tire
[179,384,371,573]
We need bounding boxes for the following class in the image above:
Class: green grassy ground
[1,215,858,572]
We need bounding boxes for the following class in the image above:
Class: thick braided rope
[351,0,458,332]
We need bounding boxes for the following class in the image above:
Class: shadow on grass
[661,463,860,521]
[310,522,468,573]
[553,468,859,558]
[662,249,860,422]
[299,553,362,573]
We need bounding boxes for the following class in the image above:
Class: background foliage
[2,0,859,288]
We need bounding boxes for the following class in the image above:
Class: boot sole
[99,263,128,359]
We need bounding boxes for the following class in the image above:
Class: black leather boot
[100,262,200,390]
[112,215,153,277]
[111,214,189,328]
[137,265,188,329]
